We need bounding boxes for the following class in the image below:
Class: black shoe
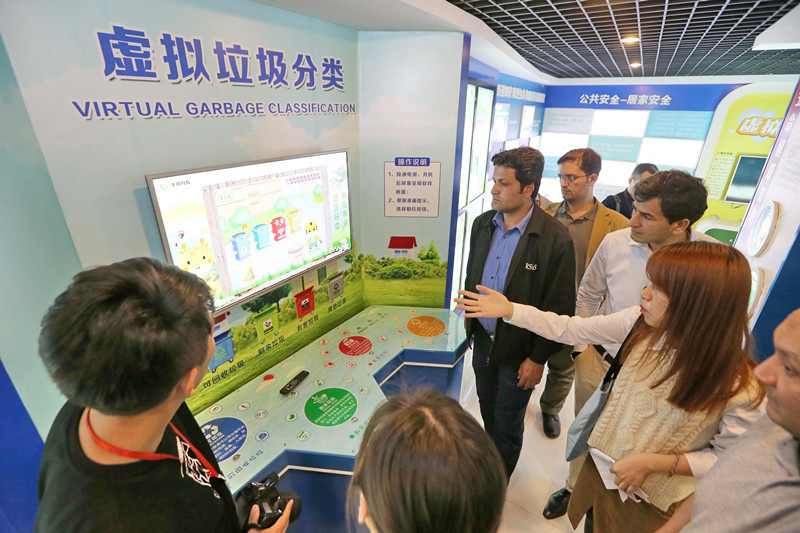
[542,413,561,439]
[543,487,571,519]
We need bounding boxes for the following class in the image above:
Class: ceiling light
[630,62,642,68]
[621,37,640,44]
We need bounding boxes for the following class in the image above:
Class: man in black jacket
[464,147,576,477]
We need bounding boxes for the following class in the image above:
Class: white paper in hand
[588,448,651,504]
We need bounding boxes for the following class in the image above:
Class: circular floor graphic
[339,335,372,356]
[304,388,358,427]
[407,316,446,337]
[201,417,247,461]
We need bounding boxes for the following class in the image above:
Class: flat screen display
[491,102,510,142]
[520,105,537,139]
[724,155,767,205]
[147,150,352,314]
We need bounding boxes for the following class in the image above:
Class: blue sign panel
[543,156,559,178]
[545,84,739,111]
[496,72,547,106]
[394,157,430,166]
[646,111,714,139]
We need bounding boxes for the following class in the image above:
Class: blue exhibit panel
[373,348,466,399]
[194,306,467,531]
[645,111,714,140]
[532,106,545,136]
[588,136,643,162]
[0,362,42,532]
[543,156,559,178]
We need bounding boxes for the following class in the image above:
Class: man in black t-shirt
[601,162,658,218]
[35,258,292,533]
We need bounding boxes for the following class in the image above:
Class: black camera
[236,472,302,529]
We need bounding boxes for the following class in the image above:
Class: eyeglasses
[557,173,588,183]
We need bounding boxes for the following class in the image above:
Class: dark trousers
[472,327,534,478]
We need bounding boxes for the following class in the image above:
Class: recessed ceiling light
[630,62,642,68]
[621,37,640,44]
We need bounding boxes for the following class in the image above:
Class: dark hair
[631,162,658,180]
[38,257,214,415]
[557,148,602,177]
[491,147,544,197]
[633,170,708,225]
[348,389,506,533]
[620,242,764,413]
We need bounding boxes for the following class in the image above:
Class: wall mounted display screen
[147,150,353,314]
[520,105,537,139]
[467,87,495,202]
[486,140,506,183]
[725,155,767,205]
[491,102,511,142]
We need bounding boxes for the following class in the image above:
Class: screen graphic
[147,151,352,313]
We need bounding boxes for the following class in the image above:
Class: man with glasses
[537,148,628,442]
[543,169,718,521]
[463,147,576,478]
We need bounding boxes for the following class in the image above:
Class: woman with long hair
[455,242,765,532]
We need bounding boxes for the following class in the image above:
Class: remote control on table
[280,371,309,395]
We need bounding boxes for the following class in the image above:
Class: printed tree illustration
[273,196,289,212]
[418,241,440,262]
[241,283,292,314]
[229,206,253,231]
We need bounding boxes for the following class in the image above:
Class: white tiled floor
[460,349,585,533]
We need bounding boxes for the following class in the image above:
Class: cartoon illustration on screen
[306,221,322,253]
[287,209,303,233]
[178,239,221,293]
[270,217,287,241]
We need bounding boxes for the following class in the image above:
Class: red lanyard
[85,408,221,478]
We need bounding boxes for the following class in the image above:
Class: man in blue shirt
[463,147,576,477]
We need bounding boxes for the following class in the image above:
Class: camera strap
[85,408,222,479]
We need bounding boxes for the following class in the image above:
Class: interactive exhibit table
[195,306,468,531]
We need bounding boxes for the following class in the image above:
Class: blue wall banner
[545,84,740,111]
[646,111,714,139]
[544,156,559,177]
[496,72,546,105]
[468,57,499,86]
